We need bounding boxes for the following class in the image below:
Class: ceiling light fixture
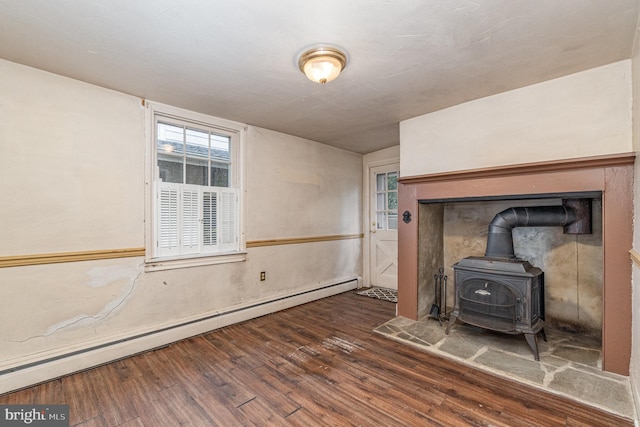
[298,46,348,84]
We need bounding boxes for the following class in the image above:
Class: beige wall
[247,126,362,239]
[400,60,633,177]
[0,59,363,389]
[0,60,145,255]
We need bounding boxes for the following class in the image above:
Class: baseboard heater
[0,278,359,394]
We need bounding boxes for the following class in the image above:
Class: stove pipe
[484,199,591,259]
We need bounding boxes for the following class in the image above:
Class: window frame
[144,101,246,271]
[374,170,398,231]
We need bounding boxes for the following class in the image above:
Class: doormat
[356,287,397,303]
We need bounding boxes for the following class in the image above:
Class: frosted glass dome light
[298,47,347,84]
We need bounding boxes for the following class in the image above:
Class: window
[148,103,244,262]
[375,171,398,230]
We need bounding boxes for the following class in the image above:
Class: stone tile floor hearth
[375,316,636,420]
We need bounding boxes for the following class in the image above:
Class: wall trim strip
[0,248,146,268]
[631,249,640,267]
[0,234,365,267]
[246,233,364,248]
[399,152,636,184]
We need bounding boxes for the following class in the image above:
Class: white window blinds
[155,182,238,257]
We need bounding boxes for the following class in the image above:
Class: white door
[369,164,399,290]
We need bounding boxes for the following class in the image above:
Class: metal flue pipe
[484,200,591,259]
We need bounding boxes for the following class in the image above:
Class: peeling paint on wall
[86,263,142,288]
[13,263,145,341]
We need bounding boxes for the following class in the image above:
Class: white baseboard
[0,278,358,395]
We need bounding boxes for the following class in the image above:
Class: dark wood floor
[0,291,632,426]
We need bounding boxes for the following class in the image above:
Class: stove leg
[524,333,540,361]
[540,328,547,342]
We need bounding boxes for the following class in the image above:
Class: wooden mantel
[397,152,635,376]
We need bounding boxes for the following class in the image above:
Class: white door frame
[362,148,400,288]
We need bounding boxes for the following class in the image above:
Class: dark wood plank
[0,291,633,426]
[62,372,102,426]
[227,362,301,417]
[119,377,179,427]
[157,383,217,426]
[86,365,139,426]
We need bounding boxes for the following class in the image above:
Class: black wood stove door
[458,279,519,333]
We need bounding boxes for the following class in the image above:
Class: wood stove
[446,256,545,360]
[445,200,591,360]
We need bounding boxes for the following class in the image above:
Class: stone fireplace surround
[397,153,635,375]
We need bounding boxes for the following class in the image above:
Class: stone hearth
[375,315,635,420]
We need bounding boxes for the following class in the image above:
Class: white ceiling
[1,1,639,154]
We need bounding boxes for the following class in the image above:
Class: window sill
[145,251,247,272]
